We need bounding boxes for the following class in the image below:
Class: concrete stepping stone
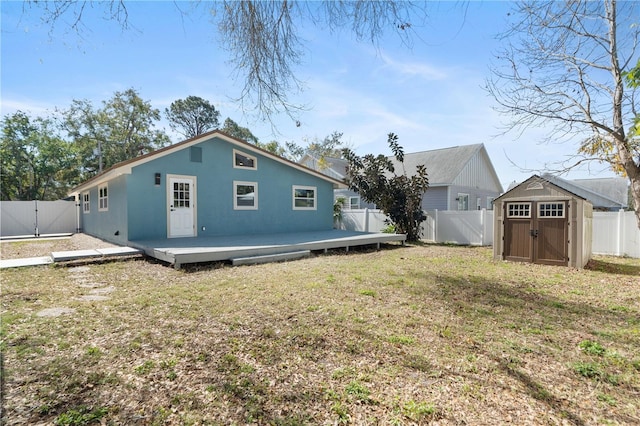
[36,307,76,317]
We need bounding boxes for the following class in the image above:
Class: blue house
[71,131,348,246]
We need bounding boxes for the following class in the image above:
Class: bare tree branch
[487,0,640,228]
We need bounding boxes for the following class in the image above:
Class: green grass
[2,245,639,424]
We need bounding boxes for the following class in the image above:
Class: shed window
[507,202,531,218]
[98,184,108,211]
[234,181,257,210]
[293,186,316,210]
[82,192,90,213]
[539,203,565,218]
[233,149,257,169]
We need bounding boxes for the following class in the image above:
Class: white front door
[167,175,196,238]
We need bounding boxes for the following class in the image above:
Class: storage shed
[493,175,593,268]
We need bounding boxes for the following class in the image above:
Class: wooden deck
[129,230,406,268]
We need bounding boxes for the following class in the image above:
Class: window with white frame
[234,181,258,210]
[98,184,108,211]
[507,202,531,218]
[82,192,90,213]
[293,186,316,210]
[233,149,257,170]
[538,202,565,218]
[349,196,360,210]
[457,193,469,211]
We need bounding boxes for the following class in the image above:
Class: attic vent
[526,182,544,190]
[190,147,202,163]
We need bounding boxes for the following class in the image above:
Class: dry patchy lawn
[1,243,639,425]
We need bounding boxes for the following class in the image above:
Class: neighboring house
[299,154,375,210]
[71,131,346,246]
[302,144,503,211]
[508,173,628,211]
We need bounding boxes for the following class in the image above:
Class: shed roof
[495,174,587,201]
[71,130,347,194]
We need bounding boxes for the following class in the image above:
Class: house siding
[452,150,502,192]
[81,174,128,244]
[126,136,334,240]
[422,187,449,210]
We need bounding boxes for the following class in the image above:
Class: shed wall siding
[127,137,334,240]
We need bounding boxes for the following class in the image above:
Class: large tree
[1,111,79,200]
[285,131,346,164]
[62,88,170,178]
[486,0,640,228]
[343,133,429,242]
[165,96,220,139]
[220,117,259,145]
[25,1,427,125]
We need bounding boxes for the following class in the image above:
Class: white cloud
[378,52,450,81]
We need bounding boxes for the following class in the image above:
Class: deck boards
[130,230,405,268]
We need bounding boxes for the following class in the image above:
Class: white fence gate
[340,208,639,258]
[0,200,78,238]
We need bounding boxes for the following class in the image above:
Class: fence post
[363,208,369,232]
[434,209,439,243]
[34,200,40,237]
[480,208,487,246]
[616,209,623,256]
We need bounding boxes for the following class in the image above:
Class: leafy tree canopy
[62,88,170,179]
[221,117,259,145]
[285,131,347,165]
[1,111,79,200]
[343,133,429,242]
[165,96,220,139]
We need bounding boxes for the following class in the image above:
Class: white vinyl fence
[592,210,640,258]
[0,200,78,238]
[340,208,639,258]
[339,208,494,245]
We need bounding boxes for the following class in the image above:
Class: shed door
[503,201,568,266]
[168,175,196,238]
[534,202,568,266]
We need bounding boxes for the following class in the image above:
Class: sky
[1,0,622,190]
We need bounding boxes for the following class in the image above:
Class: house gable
[71,130,346,195]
